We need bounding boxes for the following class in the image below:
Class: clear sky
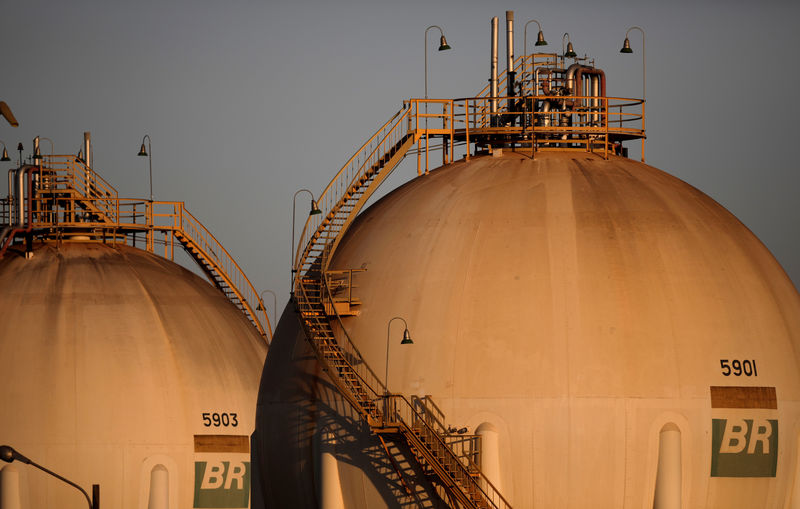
[3,0,799,318]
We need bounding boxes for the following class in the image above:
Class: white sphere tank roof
[255,150,800,508]
[0,242,266,509]
[331,151,800,402]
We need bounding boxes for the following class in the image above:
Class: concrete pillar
[0,464,22,509]
[147,464,169,509]
[653,423,681,509]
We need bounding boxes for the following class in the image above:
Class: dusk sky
[3,0,798,321]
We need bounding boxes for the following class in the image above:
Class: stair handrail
[292,104,412,285]
[176,205,271,343]
[39,155,119,223]
[390,394,511,509]
[295,273,511,509]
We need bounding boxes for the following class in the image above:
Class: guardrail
[293,105,414,286]
[2,155,271,342]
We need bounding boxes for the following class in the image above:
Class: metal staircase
[292,104,512,508]
[1,156,271,342]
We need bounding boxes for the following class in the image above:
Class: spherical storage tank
[0,242,266,508]
[254,150,800,508]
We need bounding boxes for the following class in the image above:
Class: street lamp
[562,32,577,59]
[620,26,646,161]
[137,134,153,202]
[385,316,413,397]
[33,136,54,161]
[291,188,322,292]
[258,289,278,334]
[620,26,646,103]
[0,141,11,162]
[1,445,96,509]
[424,25,452,100]
[523,19,547,92]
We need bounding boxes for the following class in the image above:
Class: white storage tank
[254,150,800,508]
[0,242,266,509]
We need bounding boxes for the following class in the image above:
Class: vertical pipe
[506,11,516,127]
[653,423,682,509]
[16,168,24,225]
[92,484,100,509]
[591,75,600,124]
[490,17,499,116]
[83,132,92,169]
[7,169,14,226]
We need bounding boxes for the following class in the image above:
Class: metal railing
[2,155,271,342]
[295,271,509,508]
[387,393,510,509]
[293,105,414,287]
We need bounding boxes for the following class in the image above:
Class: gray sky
[3,0,799,317]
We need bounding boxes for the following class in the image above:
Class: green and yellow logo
[193,460,250,508]
[193,434,251,508]
[710,386,778,478]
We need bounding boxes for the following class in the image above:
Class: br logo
[194,460,250,508]
[710,386,778,478]
[192,434,252,508]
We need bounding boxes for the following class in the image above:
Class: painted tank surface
[0,242,266,509]
[254,151,800,508]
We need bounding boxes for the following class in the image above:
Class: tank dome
[255,151,800,508]
[0,243,266,509]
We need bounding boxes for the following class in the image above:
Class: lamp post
[562,32,577,59]
[385,316,413,398]
[620,26,646,162]
[258,289,278,334]
[33,136,54,162]
[137,134,153,202]
[424,25,451,100]
[1,445,97,509]
[290,188,321,293]
[523,19,547,87]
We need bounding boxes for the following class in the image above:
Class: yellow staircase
[293,105,512,508]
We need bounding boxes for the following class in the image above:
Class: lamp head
[1,148,9,162]
[137,143,148,157]
[401,329,413,344]
[309,199,322,216]
[564,42,577,58]
[535,30,547,46]
[1,445,31,464]
[438,35,451,51]
[620,37,633,53]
